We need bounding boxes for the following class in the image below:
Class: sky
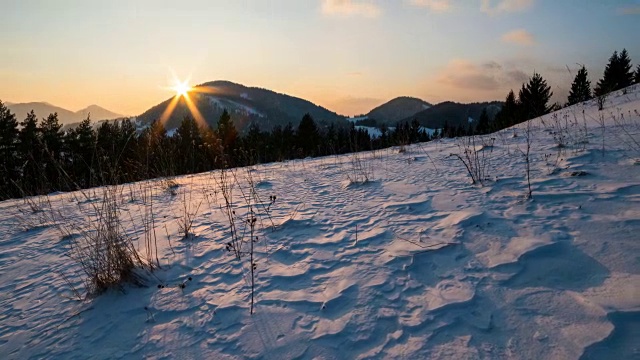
[1,0,639,117]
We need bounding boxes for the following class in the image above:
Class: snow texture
[1,85,640,359]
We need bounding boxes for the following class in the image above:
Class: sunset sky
[1,0,639,116]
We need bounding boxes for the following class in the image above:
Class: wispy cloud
[481,0,534,15]
[617,5,640,15]
[435,58,532,95]
[321,0,382,18]
[409,0,453,12]
[501,29,535,46]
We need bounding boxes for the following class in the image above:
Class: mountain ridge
[6,102,124,124]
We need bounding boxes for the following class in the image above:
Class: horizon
[1,0,639,116]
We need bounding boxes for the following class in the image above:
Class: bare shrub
[67,186,152,295]
[347,152,374,184]
[450,135,494,185]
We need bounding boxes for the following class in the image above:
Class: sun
[172,80,191,97]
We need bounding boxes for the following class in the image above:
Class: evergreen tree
[595,51,618,96]
[39,112,64,190]
[296,113,319,156]
[18,110,42,194]
[216,110,238,165]
[475,108,490,134]
[175,116,204,174]
[0,101,19,198]
[567,66,592,105]
[66,117,96,188]
[595,49,634,95]
[493,90,520,130]
[634,64,640,84]
[616,49,634,89]
[518,72,553,120]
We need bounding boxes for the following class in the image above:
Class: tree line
[490,48,639,131]
[0,106,436,200]
[1,49,638,200]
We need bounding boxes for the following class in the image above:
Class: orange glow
[172,80,191,97]
[160,74,208,126]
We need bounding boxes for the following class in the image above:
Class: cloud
[409,0,452,12]
[436,59,501,91]
[481,0,534,14]
[501,29,535,46]
[321,0,382,18]
[617,5,640,15]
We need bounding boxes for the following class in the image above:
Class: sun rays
[159,72,209,127]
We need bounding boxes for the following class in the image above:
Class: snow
[207,95,265,118]
[1,85,640,359]
[348,116,368,123]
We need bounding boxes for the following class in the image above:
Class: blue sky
[1,0,638,116]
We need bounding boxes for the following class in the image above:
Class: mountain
[366,97,432,125]
[400,101,503,129]
[136,80,347,132]
[75,105,123,122]
[7,102,123,124]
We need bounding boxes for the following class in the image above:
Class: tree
[595,49,635,96]
[567,66,592,105]
[518,72,553,120]
[475,108,490,134]
[0,100,19,197]
[616,49,634,89]
[18,110,42,194]
[634,64,640,84]
[66,117,96,188]
[216,110,238,165]
[39,112,64,190]
[493,90,520,130]
[296,113,319,156]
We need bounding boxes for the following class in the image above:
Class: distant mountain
[75,105,123,123]
[366,97,432,125]
[7,102,123,124]
[136,80,347,132]
[400,101,503,129]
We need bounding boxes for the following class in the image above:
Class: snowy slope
[1,86,639,359]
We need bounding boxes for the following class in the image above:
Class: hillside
[0,85,639,358]
[366,96,432,124]
[402,101,502,129]
[137,80,347,132]
[7,102,123,124]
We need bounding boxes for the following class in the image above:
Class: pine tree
[18,110,42,194]
[616,49,634,89]
[595,49,635,96]
[634,64,640,84]
[216,109,238,165]
[0,101,19,198]
[296,113,319,156]
[475,108,490,134]
[39,112,64,190]
[567,66,592,105]
[595,51,618,97]
[518,72,553,120]
[66,117,96,188]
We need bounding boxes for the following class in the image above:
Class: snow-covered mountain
[136,80,347,132]
[366,96,432,124]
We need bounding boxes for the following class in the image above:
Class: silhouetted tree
[595,49,634,96]
[0,101,19,197]
[39,112,64,189]
[475,108,490,134]
[17,110,42,194]
[567,66,592,105]
[216,110,238,166]
[518,72,553,120]
[634,64,640,84]
[296,113,319,156]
